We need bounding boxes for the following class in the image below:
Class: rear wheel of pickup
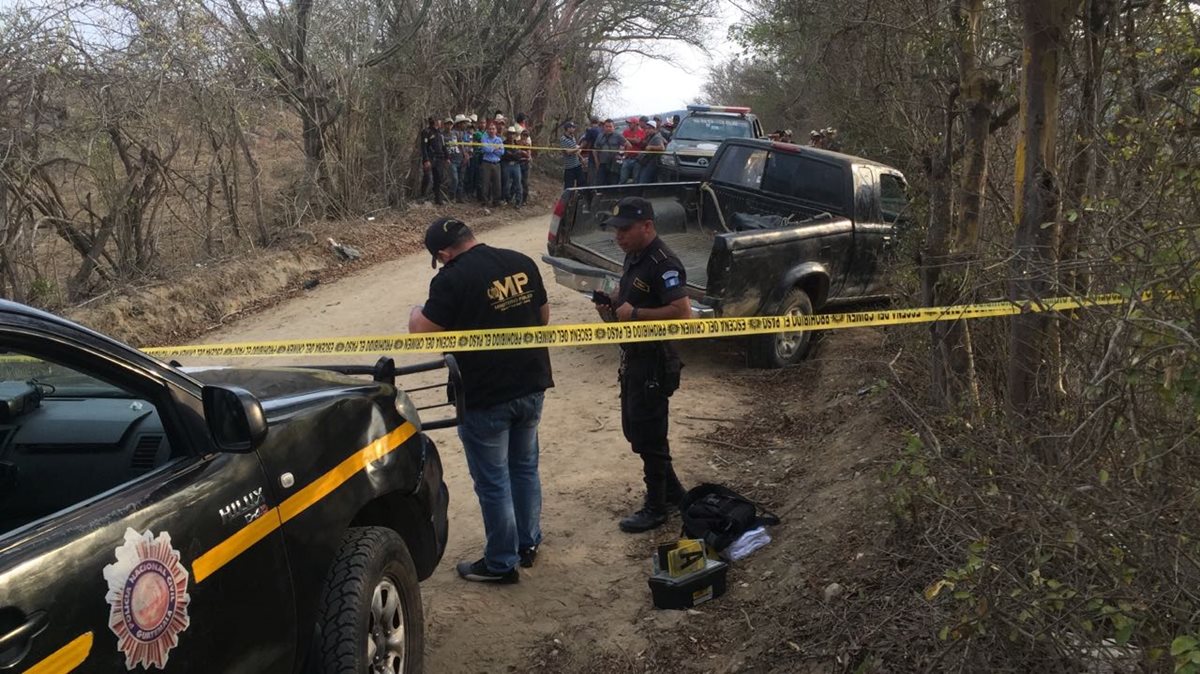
[315,527,423,674]
[748,288,814,368]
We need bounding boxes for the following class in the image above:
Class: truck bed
[572,230,714,289]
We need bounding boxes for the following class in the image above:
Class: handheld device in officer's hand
[592,290,612,306]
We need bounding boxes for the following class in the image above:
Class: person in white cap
[637,120,666,184]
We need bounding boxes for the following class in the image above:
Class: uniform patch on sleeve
[662,270,682,289]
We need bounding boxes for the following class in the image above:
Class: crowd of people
[807,126,840,151]
[419,109,843,206]
[557,114,677,189]
[419,111,535,208]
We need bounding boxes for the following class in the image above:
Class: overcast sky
[598,0,744,118]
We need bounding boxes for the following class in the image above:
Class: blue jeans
[596,163,619,186]
[620,158,639,184]
[458,391,545,572]
[519,162,530,203]
[637,162,658,184]
[502,162,523,205]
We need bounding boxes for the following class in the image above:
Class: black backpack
[680,483,781,552]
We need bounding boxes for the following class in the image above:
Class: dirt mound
[67,250,327,347]
[64,181,559,347]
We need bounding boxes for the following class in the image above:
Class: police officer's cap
[603,197,654,230]
[424,217,471,268]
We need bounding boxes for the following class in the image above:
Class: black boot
[619,501,669,533]
[620,473,669,533]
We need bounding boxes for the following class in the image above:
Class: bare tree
[1006,0,1079,417]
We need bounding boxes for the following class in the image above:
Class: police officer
[419,116,448,204]
[593,196,692,533]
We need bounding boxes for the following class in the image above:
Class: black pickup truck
[546,138,909,367]
[0,301,454,673]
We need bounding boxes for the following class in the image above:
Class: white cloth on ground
[722,526,771,561]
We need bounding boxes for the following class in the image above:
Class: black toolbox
[648,557,728,610]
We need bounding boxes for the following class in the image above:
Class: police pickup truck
[658,105,764,182]
[546,137,909,368]
[0,301,453,673]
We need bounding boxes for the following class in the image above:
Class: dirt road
[205,211,751,671]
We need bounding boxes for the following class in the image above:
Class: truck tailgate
[547,182,713,290]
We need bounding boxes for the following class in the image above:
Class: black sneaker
[456,558,519,584]
[619,507,669,533]
[519,545,538,568]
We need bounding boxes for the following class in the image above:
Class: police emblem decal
[103,528,191,670]
[662,270,681,289]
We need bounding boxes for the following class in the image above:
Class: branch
[990,101,1020,133]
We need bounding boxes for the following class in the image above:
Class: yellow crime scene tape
[453,140,662,155]
[143,293,1129,359]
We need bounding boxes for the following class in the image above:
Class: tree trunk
[921,100,958,407]
[230,108,269,246]
[1061,0,1112,295]
[922,0,996,411]
[1007,0,1079,418]
[528,49,562,142]
[203,166,217,256]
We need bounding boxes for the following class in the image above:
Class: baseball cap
[626,116,639,124]
[589,115,600,123]
[603,196,655,230]
[638,115,649,123]
[646,120,657,128]
[424,217,471,268]
[562,120,577,129]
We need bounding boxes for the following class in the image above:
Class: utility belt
[620,342,682,397]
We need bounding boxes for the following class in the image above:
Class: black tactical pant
[620,347,683,509]
[421,158,447,204]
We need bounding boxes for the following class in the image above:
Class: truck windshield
[674,116,754,141]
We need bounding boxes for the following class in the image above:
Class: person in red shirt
[620,117,647,184]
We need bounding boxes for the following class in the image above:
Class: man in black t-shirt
[593,197,692,533]
[409,217,553,583]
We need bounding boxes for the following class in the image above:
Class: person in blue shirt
[480,122,504,208]
[579,116,602,185]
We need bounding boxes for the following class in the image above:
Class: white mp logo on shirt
[487,272,531,306]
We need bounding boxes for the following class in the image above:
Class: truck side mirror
[202,385,268,453]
